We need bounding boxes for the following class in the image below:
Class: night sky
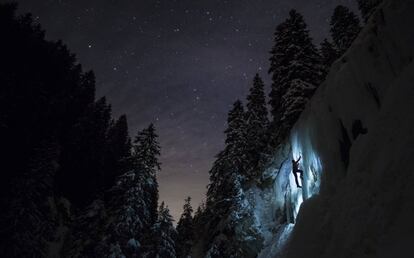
[13,0,356,220]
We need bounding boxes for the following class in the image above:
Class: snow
[239,1,414,257]
[258,223,294,258]
[280,0,414,257]
[45,197,71,257]
[109,243,126,258]
[127,238,140,250]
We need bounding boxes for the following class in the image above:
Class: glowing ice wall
[289,128,323,219]
[256,128,324,256]
[256,126,324,255]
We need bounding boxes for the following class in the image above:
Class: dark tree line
[0,3,175,257]
[63,123,177,257]
[0,1,132,208]
[0,3,125,256]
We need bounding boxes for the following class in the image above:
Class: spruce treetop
[132,123,161,172]
[158,202,174,223]
[330,5,361,53]
[268,9,321,122]
[269,9,320,86]
[244,73,269,178]
[181,196,193,218]
[224,100,246,149]
[246,74,268,126]
[177,196,193,227]
[224,100,248,171]
[152,202,176,258]
[176,197,194,258]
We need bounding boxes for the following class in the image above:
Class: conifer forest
[1,0,414,257]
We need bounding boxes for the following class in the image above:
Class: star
[18,0,360,222]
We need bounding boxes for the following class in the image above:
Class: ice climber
[292,156,304,188]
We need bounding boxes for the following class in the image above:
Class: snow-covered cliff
[233,1,414,257]
[273,0,414,257]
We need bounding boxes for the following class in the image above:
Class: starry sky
[12,0,356,220]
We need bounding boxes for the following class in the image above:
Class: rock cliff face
[219,1,414,257]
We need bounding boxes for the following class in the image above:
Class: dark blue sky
[13,0,357,219]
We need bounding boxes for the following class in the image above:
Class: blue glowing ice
[289,130,323,220]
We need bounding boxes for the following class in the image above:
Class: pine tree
[151,202,177,258]
[280,79,316,128]
[207,241,229,258]
[98,124,162,257]
[104,170,147,257]
[223,100,248,173]
[0,4,139,256]
[357,0,382,23]
[207,233,240,258]
[132,123,161,224]
[108,243,125,258]
[133,123,161,172]
[59,96,112,206]
[207,101,247,213]
[176,197,194,258]
[132,123,162,252]
[2,141,60,257]
[268,9,322,144]
[330,5,361,55]
[192,202,209,238]
[77,70,96,114]
[105,114,132,189]
[320,39,339,77]
[202,101,257,256]
[206,150,230,214]
[245,74,269,179]
[203,175,245,258]
[203,101,249,256]
[65,199,108,257]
